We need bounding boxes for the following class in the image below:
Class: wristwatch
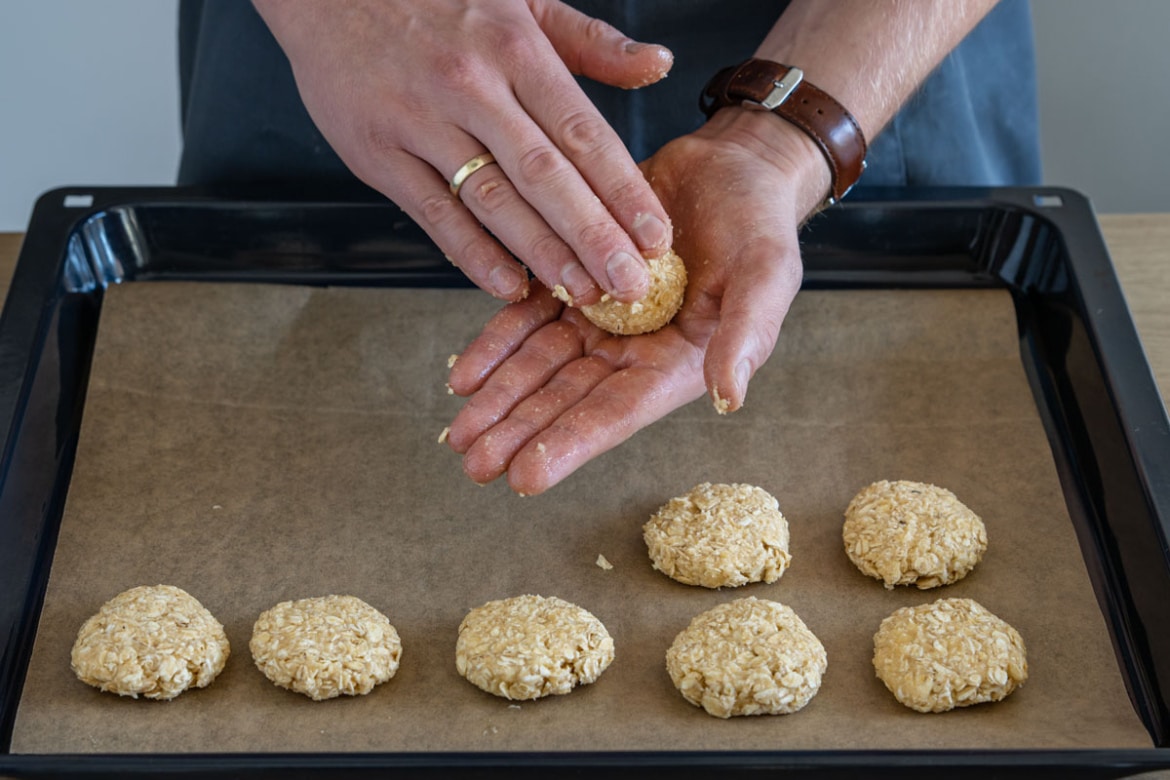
[700,58,868,206]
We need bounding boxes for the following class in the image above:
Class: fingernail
[561,262,595,301]
[735,360,752,399]
[624,41,650,55]
[606,251,646,296]
[489,265,526,298]
[632,213,670,252]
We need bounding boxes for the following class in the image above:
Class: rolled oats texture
[843,480,987,589]
[644,482,791,588]
[70,584,230,701]
[249,594,402,701]
[666,597,827,718]
[580,249,687,335]
[873,597,1028,713]
[455,594,614,701]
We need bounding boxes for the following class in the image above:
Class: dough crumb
[596,554,614,570]
[447,354,459,368]
[437,426,451,444]
[551,284,574,306]
[712,387,731,415]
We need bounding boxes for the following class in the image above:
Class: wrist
[698,106,833,221]
[700,59,867,213]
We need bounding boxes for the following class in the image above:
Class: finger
[450,151,602,305]
[392,122,602,305]
[461,355,613,484]
[510,75,673,278]
[703,240,803,413]
[357,147,531,301]
[448,286,563,395]
[503,355,707,495]
[458,41,672,298]
[470,105,656,303]
[446,319,584,453]
[533,1,673,88]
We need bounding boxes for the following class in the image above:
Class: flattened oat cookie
[873,597,1027,712]
[644,482,791,588]
[71,584,229,700]
[843,480,987,589]
[666,597,826,718]
[456,594,614,700]
[250,595,401,701]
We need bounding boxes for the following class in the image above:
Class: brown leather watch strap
[701,58,867,206]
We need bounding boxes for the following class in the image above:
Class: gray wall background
[1,0,181,231]
[1031,0,1170,213]
[1,0,1168,231]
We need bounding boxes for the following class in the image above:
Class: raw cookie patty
[644,482,791,588]
[456,594,614,700]
[580,248,687,335]
[666,597,827,718]
[71,584,229,700]
[843,480,987,589]
[873,597,1028,713]
[250,595,402,701]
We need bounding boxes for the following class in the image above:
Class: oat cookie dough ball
[71,584,230,700]
[580,248,687,335]
[250,595,402,701]
[456,594,614,700]
[843,480,987,589]
[666,597,827,718]
[644,482,791,588]
[873,597,1028,713]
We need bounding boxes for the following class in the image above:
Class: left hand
[445,109,831,494]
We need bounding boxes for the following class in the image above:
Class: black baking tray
[0,186,1168,779]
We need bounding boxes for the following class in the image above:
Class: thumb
[703,242,803,414]
[532,0,673,88]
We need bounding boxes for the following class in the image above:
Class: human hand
[253,0,674,304]
[444,109,833,494]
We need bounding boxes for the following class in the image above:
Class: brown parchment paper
[11,282,1151,753]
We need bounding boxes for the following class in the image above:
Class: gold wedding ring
[449,152,497,197]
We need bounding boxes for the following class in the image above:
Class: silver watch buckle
[761,67,804,109]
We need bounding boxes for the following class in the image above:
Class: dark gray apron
[177,0,1040,190]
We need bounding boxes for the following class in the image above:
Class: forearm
[756,0,1000,140]
[695,0,999,218]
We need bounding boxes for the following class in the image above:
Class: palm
[445,128,809,494]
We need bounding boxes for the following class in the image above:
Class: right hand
[253,0,675,304]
